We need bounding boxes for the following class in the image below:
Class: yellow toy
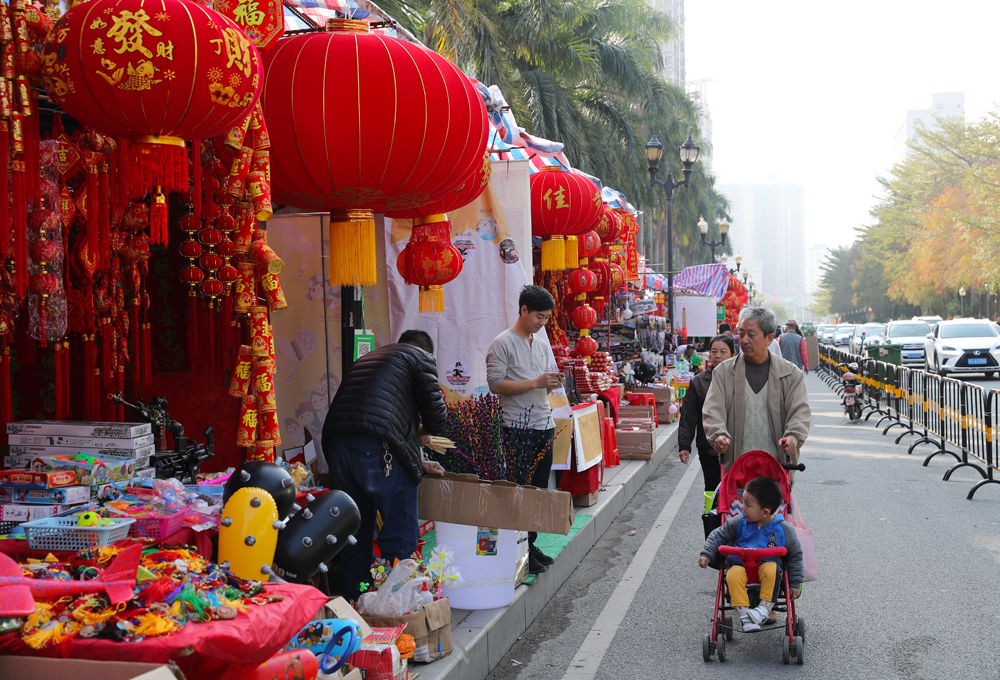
[217,486,283,581]
[76,512,100,527]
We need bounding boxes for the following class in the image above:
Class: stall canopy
[672,263,732,301]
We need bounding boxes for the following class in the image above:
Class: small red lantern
[572,303,597,331]
[576,335,597,357]
[396,217,464,313]
[578,231,601,263]
[567,268,598,298]
[530,167,602,271]
[180,266,204,285]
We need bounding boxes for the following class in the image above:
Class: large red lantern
[41,0,263,197]
[396,218,464,313]
[263,20,489,287]
[530,167,602,272]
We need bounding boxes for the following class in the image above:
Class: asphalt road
[486,375,1000,680]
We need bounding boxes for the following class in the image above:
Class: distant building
[687,79,713,172]
[652,0,685,87]
[894,92,964,164]
[806,244,833,295]
[719,182,807,318]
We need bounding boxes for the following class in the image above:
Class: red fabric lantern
[578,230,601,263]
[262,19,489,287]
[576,335,597,357]
[567,268,597,298]
[530,167,602,271]
[396,217,465,313]
[594,206,623,244]
[572,304,597,331]
[42,0,263,196]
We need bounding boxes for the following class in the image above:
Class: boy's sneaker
[737,608,760,633]
[530,544,554,566]
[748,601,774,625]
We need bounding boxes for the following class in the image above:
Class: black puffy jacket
[322,343,447,483]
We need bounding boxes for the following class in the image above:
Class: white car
[834,324,856,346]
[817,325,836,344]
[849,323,886,355]
[883,320,931,366]
[924,319,1000,377]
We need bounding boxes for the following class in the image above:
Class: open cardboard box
[419,472,574,535]
[616,428,657,460]
[0,657,184,680]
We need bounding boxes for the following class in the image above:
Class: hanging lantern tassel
[131,298,140,385]
[83,334,94,420]
[419,286,444,314]
[99,164,110,269]
[0,345,9,427]
[150,186,168,246]
[125,139,189,200]
[541,235,566,272]
[63,340,70,418]
[187,291,199,365]
[11,158,26,297]
[54,341,63,418]
[0,121,8,258]
[329,209,376,287]
[85,164,98,255]
[565,235,579,269]
[142,322,152,385]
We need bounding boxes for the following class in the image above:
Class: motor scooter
[841,362,862,421]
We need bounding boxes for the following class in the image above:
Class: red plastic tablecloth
[0,526,216,563]
[0,583,328,680]
[597,386,621,423]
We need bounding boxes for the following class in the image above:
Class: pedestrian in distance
[719,321,740,354]
[486,284,562,574]
[699,476,804,632]
[702,306,812,472]
[778,319,809,375]
[322,329,448,602]
[678,334,735,491]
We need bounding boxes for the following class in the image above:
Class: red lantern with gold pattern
[530,166,602,271]
[578,230,601,264]
[576,334,597,357]
[567,268,597,297]
[262,20,489,287]
[396,217,464,313]
[594,206,623,244]
[572,303,597,331]
[41,0,263,196]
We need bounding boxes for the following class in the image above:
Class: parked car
[914,315,944,326]
[924,319,1000,377]
[849,323,886,355]
[883,320,932,366]
[817,325,836,344]
[834,324,857,346]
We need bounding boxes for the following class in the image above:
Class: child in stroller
[698,451,806,663]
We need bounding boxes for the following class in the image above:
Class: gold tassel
[565,235,579,269]
[419,285,444,313]
[541,235,565,271]
[329,209,377,287]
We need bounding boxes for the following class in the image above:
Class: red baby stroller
[703,450,806,664]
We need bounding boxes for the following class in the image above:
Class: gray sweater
[486,328,553,430]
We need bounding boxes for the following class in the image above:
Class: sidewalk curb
[419,423,679,680]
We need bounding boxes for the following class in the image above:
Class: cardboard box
[7,433,155,449]
[616,418,655,431]
[0,469,78,489]
[618,404,655,422]
[1,455,141,484]
[0,502,89,521]
[133,466,157,480]
[573,491,598,507]
[363,597,453,664]
[7,420,153,438]
[0,485,93,504]
[616,428,656,460]
[0,656,183,680]
[418,472,574,535]
[7,444,156,459]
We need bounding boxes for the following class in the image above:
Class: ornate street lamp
[646,134,700,333]
[698,216,729,262]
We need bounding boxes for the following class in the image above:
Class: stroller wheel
[795,616,806,642]
[716,634,726,662]
[782,636,791,665]
[724,614,734,641]
[795,636,804,664]
[703,633,712,662]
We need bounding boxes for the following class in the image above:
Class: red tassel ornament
[150,186,168,246]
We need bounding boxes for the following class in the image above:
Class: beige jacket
[702,352,811,470]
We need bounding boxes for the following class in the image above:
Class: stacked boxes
[1,421,156,522]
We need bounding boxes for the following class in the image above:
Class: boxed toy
[0,469,78,489]
[6,420,152,438]
[6,444,156,461]
[0,485,94,504]
[7,433,155,449]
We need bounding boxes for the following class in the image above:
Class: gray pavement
[485,375,1000,679]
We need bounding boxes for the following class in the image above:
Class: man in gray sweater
[487,285,563,574]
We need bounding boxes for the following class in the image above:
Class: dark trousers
[698,449,722,492]
[506,426,555,546]
[328,432,419,602]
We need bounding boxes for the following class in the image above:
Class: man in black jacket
[323,329,447,601]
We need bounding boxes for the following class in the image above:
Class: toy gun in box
[152,428,215,484]
[108,392,184,451]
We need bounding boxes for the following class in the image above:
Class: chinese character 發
[106,9,163,59]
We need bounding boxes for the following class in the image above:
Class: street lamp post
[646,134,700,333]
[720,252,742,275]
[960,286,967,317]
[698,216,729,262]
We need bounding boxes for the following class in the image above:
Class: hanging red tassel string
[116,367,124,421]
[53,341,63,419]
[150,186,167,246]
[85,164,98,260]
[99,163,110,270]
[1,345,10,427]
[206,300,215,370]
[11,157,26,298]
[82,334,93,420]
[0,121,8,259]
[142,322,151,384]
[131,297,140,386]
[64,340,71,418]
[187,291,198,368]
[117,139,128,215]
[192,140,202,222]
[221,292,234,361]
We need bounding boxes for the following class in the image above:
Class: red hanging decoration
[394,217,465,313]
[54,341,63,418]
[12,158,26,297]
[0,121,8,259]
[150,187,168,246]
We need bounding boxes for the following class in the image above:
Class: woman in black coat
[677,334,735,491]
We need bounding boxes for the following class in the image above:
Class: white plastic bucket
[435,522,518,609]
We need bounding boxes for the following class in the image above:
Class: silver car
[817,325,836,344]
[924,319,1000,377]
[834,324,856,346]
[849,323,886,355]
[883,320,931,366]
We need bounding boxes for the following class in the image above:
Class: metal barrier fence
[817,343,1000,499]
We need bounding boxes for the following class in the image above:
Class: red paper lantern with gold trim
[530,167,602,272]
[578,231,601,263]
[396,217,464,313]
[572,303,597,331]
[263,20,489,287]
[576,335,597,357]
[41,0,263,197]
[567,268,597,297]
[594,206,623,244]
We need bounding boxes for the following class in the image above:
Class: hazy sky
[685,1,1000,250]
